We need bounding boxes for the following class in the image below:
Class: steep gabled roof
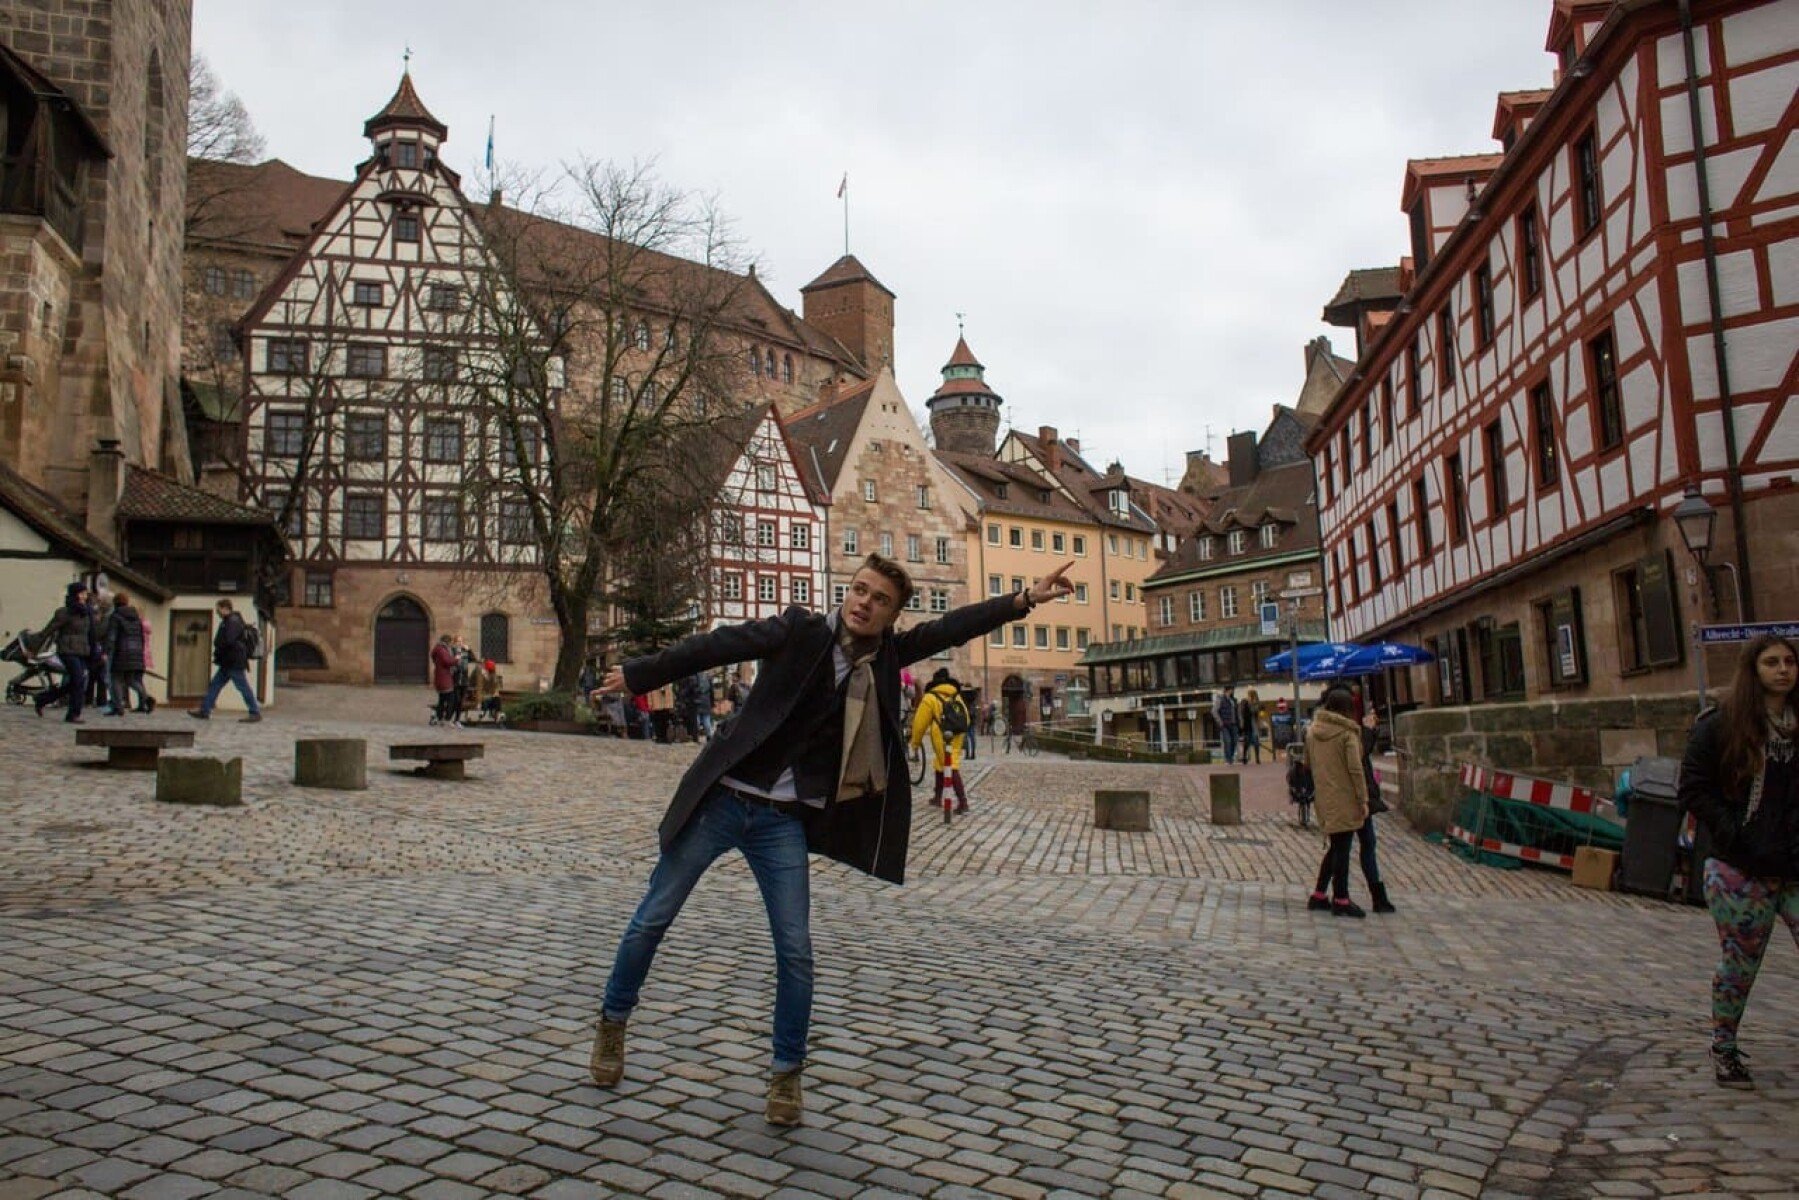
[784,381,877,493]
[0,462,170,601]
[800,254,894,298]
[186,157,354,252]
[1322,267,1404,325]
[1003,429,1158,534]
[934,450,1099,526]
[117,465,278,527]
[1149,457,1320,586]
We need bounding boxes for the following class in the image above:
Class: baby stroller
[3,629,64,707]
[1285,744,1316,830]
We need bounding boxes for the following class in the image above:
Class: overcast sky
[194,1,1557,486]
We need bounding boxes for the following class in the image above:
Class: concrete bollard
[294,738,368,790]
[1094,789,1151,832]
[156,756,244,807]
[1209,773,1242,826]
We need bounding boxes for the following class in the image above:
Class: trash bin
[1618,755,1682,898]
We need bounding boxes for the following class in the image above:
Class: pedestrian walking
[1356,710,1396,913]
[1238,689,1263,764]
[35,581,95,723]
[1304,686,1370,917]
[430,634,459,725]
[1214,684,1239,764]
[1678,632,1797,1090]
[100,591,150,717]
[588,554,1073,1126]
[186,599,261,722]
[910,668,973,823]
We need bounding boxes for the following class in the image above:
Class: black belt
[718,783,808,816]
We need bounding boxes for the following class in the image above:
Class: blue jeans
[602,786,813,1071]
[198,665,260,716]
[1219,725,1238,764]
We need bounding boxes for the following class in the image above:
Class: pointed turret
[364,70,448,141]
[927,332,1004,456]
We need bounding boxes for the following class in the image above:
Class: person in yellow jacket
[910,669,972,824]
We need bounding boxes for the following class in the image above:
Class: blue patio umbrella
[1262,642,1361,674]
[1335,641,1435,675]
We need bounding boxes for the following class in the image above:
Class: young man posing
[590,554,1073,1125]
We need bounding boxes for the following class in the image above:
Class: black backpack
[240,623,262,660]
[939,693,971,736]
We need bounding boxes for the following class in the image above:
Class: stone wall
[1395,690,1701,832]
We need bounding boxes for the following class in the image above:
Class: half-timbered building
[1310,0,1797,705]
[706,403,829,630]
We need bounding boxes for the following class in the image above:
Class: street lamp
[1673,485,1717,564]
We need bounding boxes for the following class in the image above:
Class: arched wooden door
[1002,674,1028,731]
[373,596,430,683]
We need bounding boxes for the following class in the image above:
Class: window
[1590,329,1623,450]
[1158,596,1174,626]
[1034,626,1049,649]
[935,537,951,565]
[1475,620,1527,700]
[1075,582,1089,603]
[1110,580,1120,600]
[1414,478,1433,556]
[1473,261,1495,347]
[1198,537,1214,561]
[344,494,383,539]
[1107,489,1128,516]
[1387,500,1405,573]
[1108,534,1119,555]
[1437,303,1455,390]
[421,346,455,382]
[1360,401,1374,465]
[1530,382,1559,487]
[1346,535,1361,603]
[1031,529,1044,551]
[1485,419,1508,515]
[986,523,1001,545]
[267,488,302,538]
[393,141,419,169]
[500,498,532,544]
[1012,577,1024,593]
[1447,452,1469,544]
[1381,378,1395,443]
[930,589,949,614]
[1518,204,1543,299]
[749,346,763,377]
[1012,625,1027,648]
[425,284,461,311]
[1056,627,1070,651]
[267,411,306,458]
[995,483,1008,500]
[757,521,776,548]
[634,321,650,351]
[842,528,858,554]
[1259,524,1277,549]
[1009,527,1023,548]
[1434,628,1472,705]
[1228,530,1246,555]
[916,485,930,509]
[905,533,921,561]
[423,418,463,462]
[720,513,743,545]
[302,571,333,607]
[1189,591,1206,622]
[1076,629,1090,650]
[1615,552,1683,671]
[1219,586,1238,618]
[1535,587,1588,689]
[480,613,510,664]
[988,574,1003,596]
[756,463,777,491]
[1125,583,1136,602]
[880,532,893,556]
[792,578,811,605]
[1574,129,1602,238]
[422,495,462,542]
[496,422,539,467]
[989,628,1005,647]
[1366,519,1382,588]
[792,524,810,550]
[1072,535,1087,556]
[832,583,847,606]
[758,576,778,603]
[905,591,922,612]
[230,269,254,300]
[783,355,794,384]
[1320,443,1334,504]
[395,214,421,243]
[345,413,385,461]
[862,479,876,502]
[1405,337,1421,417]
[268,338,309,375]
[352,281,383,307]
[1338,428,1351,489]
[346,343,386,378]
[765,349,776,378]
[1045,532,1061,554]
[722,573,743,601]
[203,265,226,295]
[210,321,235,358]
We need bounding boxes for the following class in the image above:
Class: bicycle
[1018,729,1041,757]
[909,741,928,785]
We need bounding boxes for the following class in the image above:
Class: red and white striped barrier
[1445,821,1578,871]
[1457,763,1610,815]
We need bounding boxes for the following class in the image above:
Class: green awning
[1077,618,1330,666]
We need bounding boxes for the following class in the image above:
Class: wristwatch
[1015,589,1035,613]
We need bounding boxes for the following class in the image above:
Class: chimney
[87,436,126,548]
[1065,436,1080,453]
[1226,430,1258,489]
[488,187,502,208]
[1039,425,1060,472]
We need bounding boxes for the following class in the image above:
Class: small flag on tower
[836,172,847,199]
[485,116,495,171]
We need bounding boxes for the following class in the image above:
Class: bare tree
[448,159,764,689]
[187,54,265,164]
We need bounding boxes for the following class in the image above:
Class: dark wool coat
[213,612,249,670]
[1680,710,1799,880]
[104,604,147,673]
[623,594,1023,883]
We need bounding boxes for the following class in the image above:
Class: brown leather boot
[766,1066,804,1126]
[589,1018,626,1087]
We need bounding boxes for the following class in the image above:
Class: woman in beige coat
[1305,687,1371,917]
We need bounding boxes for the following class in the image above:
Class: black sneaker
[1714,1045,1753,1089]
[1307,893,1331,912]
[1331,899,1366,918]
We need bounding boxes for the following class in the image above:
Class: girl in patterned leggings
[1678,633,1797,1089]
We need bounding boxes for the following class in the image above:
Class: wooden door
[168,609,214,698]
[373,596,430,683]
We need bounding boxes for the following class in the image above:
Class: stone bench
[156,756,243,807]
[1094,789,1151,832]
[295,738,368,790]
[1209,773,1242,826]
[390,742,485,781]
[75,727,195,771]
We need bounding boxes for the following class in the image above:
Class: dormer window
[393,141,419,169]
[1260,524,1278,549]
[995,482,1008,500]
[1107,489,1128,516]
[1198,537,1214,561]
[1228,530,1247,555]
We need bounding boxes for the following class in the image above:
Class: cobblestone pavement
[2,687,1795,1199]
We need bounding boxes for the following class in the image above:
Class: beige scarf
[836,628,886,802]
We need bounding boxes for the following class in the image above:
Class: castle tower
[0,0,195,517]
[926,334,1003,456]
[799,254,894,372]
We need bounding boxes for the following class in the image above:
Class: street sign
[1279,587,1323,600]
[1260,602,1280,636]
[1700,621,1799,645]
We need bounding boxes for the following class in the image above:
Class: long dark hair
[1717,633,1797,795]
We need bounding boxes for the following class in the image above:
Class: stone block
[1483,734,1536,767]
[1399,708,1470,739]
[1532,728,1600,770]
[1094,790,1151,832]
[1208,774,1242,826]
[1599,728,1659,766]
[1577,698,1640,729]
[1401,764,1461,833]
[1477,703,1558,732]
[155,756,243,807]
[1635,693,1702,730]
[294,739,368,790]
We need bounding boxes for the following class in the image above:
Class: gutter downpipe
[1678,0,1754,619]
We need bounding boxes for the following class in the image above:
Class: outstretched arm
[604,610,797,697]
[894,561,1078,666]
